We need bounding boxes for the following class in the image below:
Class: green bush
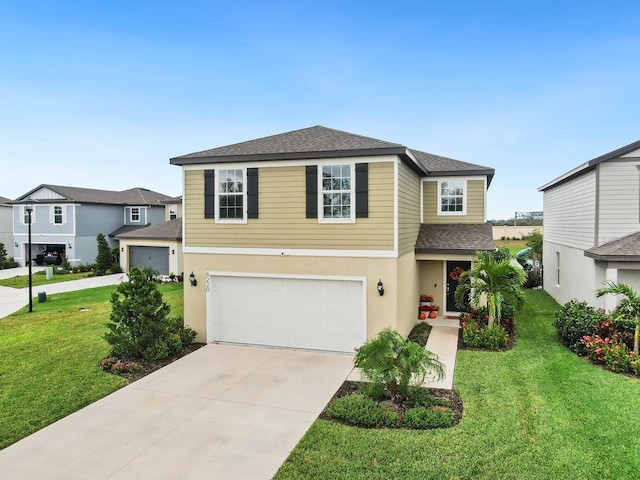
[404,386,433,408]
[407,322,432,347]
[554,299,607,354]
[359,382,385,401]
[523,269,543,289]
[404,406,454,429]
[326,394,399,428]
[461,322,508,349]
[105,267,196,361]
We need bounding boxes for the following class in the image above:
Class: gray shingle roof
[584,230,640,261]
[0,196,12,205]
[170,126,494,181]
[13,185,172,206]
[415,223,495,255]
[114,218,182,241]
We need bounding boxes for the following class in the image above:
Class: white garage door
[208,273,366,353]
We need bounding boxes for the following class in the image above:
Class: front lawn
[0,283,183,449]
[276,290,640,480]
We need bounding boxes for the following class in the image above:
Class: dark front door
[446,261,471,312]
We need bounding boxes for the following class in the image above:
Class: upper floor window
[169,204,178,220]
[130,207,141,222]
[53,205,63,224]
[218,169,245,221]
[22,206,36,225]
[320,164,354,222]
[439,179,466,215]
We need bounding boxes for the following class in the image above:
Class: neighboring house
[0,196,13,255]
[170,126,494,352]
[539,139,640,311]
[11,185,172,268]
[116,197,183,276]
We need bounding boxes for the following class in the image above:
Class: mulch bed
[106,342,206,383]
[319,381,464,428]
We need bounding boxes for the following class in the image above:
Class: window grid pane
[218,169,244,219]
[440,180,464,212]
[322,165,351,219]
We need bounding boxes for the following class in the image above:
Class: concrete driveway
[0,344,355,480]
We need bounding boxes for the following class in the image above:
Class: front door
[446,261,471,312]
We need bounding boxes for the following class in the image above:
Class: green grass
[0,282,184,449]
[0,270,94,288]
[275,290,640,480]
[495,239,527,257]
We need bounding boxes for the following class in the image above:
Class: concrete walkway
[0,344,355,480]
[0,267,126,318]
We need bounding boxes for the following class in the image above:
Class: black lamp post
[22,198,34,313]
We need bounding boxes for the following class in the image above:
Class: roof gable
[13,185,172,206]
[539,139,640,191]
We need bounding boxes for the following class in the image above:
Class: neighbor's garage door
[208,274,366,353]
[129,246,169,275]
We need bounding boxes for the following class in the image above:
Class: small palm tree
[354,329,445,398]
[455,251,525,328]
[595,281,640,353]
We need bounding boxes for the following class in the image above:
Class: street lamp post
[22,198,34,313]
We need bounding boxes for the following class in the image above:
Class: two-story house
[0,196,13,256]
[539,139,640,311]
[11,185,172,269]
[171,126,495,353]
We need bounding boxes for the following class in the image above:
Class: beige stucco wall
[184,161,395,250]
[183,252,400,344]
[418,261,445,311]
[395,250,421,337]
[422,178,486,224]
[119,239,183,276]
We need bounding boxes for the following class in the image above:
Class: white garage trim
[205,271,367,353]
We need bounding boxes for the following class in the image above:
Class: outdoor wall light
[121,247,124,252]
[171,249,175,255]
[189,272,197,287]
[377,279,384,296]
[14,242,18,248]
[68,243,72,249]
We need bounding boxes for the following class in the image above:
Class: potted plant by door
[429,305,440,318]
[419,294,433,308]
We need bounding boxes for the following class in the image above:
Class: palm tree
[595,281,640,353]
[354,329,445,398]
[455,251,525,328]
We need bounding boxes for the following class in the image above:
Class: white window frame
[438,179,467,216]
[22,206,36,225]
[130,207,141,223]
[51,205,65,225]
[215,168,247,224]
[169,204,178,220]
[556,251,560,286]
[318,163,355,224]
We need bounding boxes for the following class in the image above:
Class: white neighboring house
[538,139,640,311]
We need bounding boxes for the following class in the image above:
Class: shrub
[594,318,635,351]
[404,386,433,408]
[523,269,543,289]
[104,267,197,361]
[582,335,632,373]
[553,299,607,354]
[461,321,508,350]
[326,394,399,428]
[408,322,432,347]
[404,406,454,429]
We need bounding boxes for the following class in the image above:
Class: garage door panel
[209,274,365,353]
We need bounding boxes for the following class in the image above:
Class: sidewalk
[0,268,127,319]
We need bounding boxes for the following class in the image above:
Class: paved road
[0,267,127,319]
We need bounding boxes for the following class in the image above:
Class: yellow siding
[397,162,421,255]
[184,162,395,250]
[422,178,486,223]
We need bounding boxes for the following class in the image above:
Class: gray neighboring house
[115,197,183,276]
[538,139,640,311]
[11,185,172,268]
[0,196,14,255]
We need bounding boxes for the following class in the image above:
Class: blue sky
[1,1,639,219]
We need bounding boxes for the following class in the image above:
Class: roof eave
[584,252,640,262]
[415,247,494,255]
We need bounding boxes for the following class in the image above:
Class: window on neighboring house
[321,164,354,222]
[218,169,244,221]
[130,207,140,222]
[53,206,63,224]
[23,206,35,224]
[169,204,178,220]
[439,179,466,214]
[556,251,560,286]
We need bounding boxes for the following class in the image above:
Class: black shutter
[247,168,258,219]
[355,163,368,218]
[204,169,215,219]
[306,165,318,218]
